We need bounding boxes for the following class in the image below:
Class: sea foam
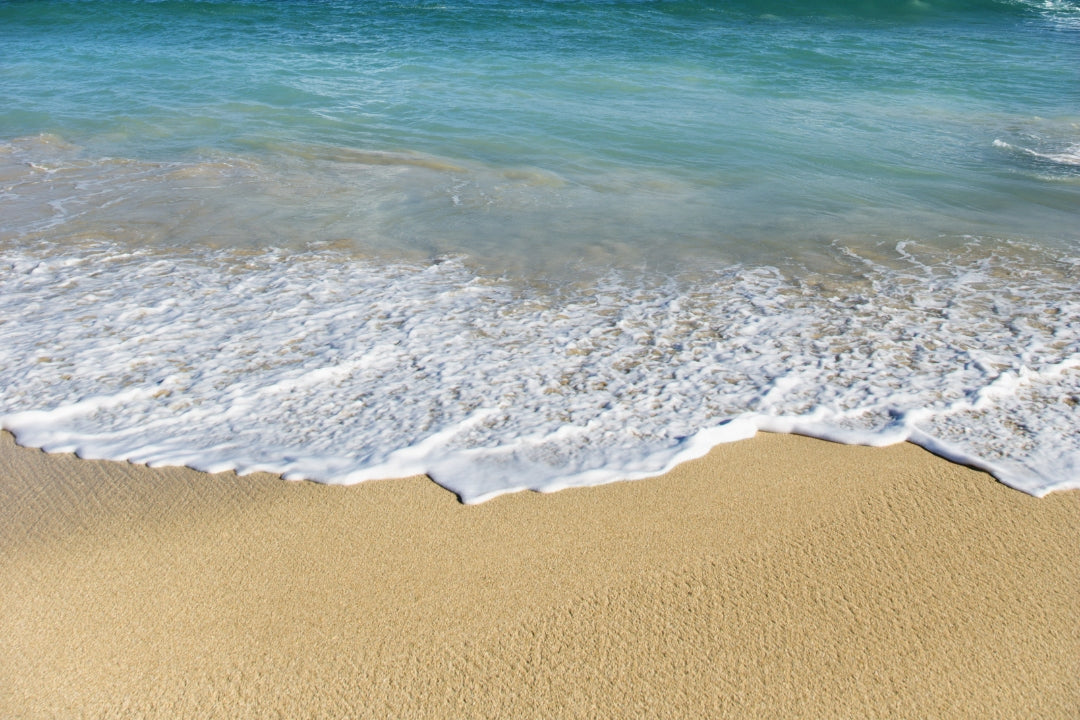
[2,0,1078,501]
[2,238,1078,502]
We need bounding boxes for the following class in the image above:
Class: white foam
[994,138,1080,169]
[1,237,1078,502]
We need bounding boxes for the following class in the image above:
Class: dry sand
[1,429,1078,719]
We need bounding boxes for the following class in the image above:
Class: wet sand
[1,430,1078,718]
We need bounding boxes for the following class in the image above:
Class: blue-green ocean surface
[1,0,1078,500]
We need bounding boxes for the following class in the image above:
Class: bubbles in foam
[1,235,1078,501]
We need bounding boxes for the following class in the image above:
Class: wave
[994,139,1080,166]
[10,0,1075,26]
[644,0,1077,22]
[993,137,1080,180]
[1,237,1078,502]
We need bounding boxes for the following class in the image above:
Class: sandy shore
[1,430,1078,719]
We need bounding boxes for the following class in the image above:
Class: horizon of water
[1,0,1079,501]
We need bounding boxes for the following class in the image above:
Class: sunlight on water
[1,0,1078,498]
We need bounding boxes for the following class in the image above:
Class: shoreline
[2,430,1078,717]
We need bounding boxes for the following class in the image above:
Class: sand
[1,429,1078,719]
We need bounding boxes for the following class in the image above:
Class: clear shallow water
[1,0,1078,500]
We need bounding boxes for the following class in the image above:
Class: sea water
[1,0,1078,502]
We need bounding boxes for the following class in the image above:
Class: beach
[2,5,1079,714]
[3,430,1077,718]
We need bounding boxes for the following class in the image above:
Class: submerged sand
[1,429,1078,718]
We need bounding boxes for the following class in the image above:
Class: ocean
[1,0,1078,502]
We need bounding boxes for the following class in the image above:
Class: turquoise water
[1,0,1079,499]
[3,0,1078,265]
